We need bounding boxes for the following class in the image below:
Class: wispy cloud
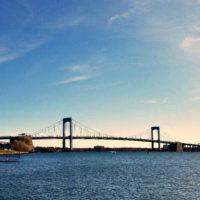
[54,76,89,85]
[192,97,200,101]
[0,38,47,64]
[143,98,168,104]
[70,65,87,72]
[0,2,84,65]
[56,57,100,86]
[0,53,19,64]
[60,65,94,73]
[144,99,159,104]
[192,25,200,32]
[108,10,133,23]
[108,1,151,23]
[181,37,200,54]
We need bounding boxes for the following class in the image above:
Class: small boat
[0,154,20,162]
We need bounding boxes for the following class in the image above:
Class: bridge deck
[1,136,199,147]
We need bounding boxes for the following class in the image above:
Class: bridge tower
[151,126,161,151]
[63,117,73,151]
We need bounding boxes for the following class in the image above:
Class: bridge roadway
[1,136,200,147]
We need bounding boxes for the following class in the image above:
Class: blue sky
[0,0,200,146]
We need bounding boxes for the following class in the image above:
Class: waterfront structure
[0,142,12,150]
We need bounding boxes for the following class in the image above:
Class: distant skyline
[0,0,200,147]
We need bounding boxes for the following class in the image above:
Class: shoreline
[0,150,28,155]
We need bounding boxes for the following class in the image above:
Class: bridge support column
[151,127,160,151]
[63,117,73,151]
[62,119,66,150]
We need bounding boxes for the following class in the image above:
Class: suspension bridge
[1,117,200,151]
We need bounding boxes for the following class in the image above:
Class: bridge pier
[151,127,161,151]
[169,142,183,152]
[63,117,73,151]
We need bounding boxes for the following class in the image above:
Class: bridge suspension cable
[129,128,151,140]
[31,120,63,137]
[72,119,113,138]
[29,117,177,144]
[72,119,156,140]
[160,131,176,142]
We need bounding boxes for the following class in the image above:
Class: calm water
[0,152,200,200]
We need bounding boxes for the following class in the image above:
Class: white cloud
[143,98,168,104]
[108,10,133,23]
[54,76,89,85]
[108,1,153,23]
[60,64,97,80]
[61,65,90,72]
[0,38,47,64]
[192,97,200,101]
[0,53,19,63]
[193,25,200,32]
[144,99,159,104]
[181,37,200,54]
[70,65,88,72]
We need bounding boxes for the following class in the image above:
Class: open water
[0,152,200,200]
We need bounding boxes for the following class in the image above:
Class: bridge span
[0,117,200,151]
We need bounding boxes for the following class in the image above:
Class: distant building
[163,145,170,150]
[94,146,104,151]
[0,142,12,150]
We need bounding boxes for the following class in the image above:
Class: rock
[10,136,34,152]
